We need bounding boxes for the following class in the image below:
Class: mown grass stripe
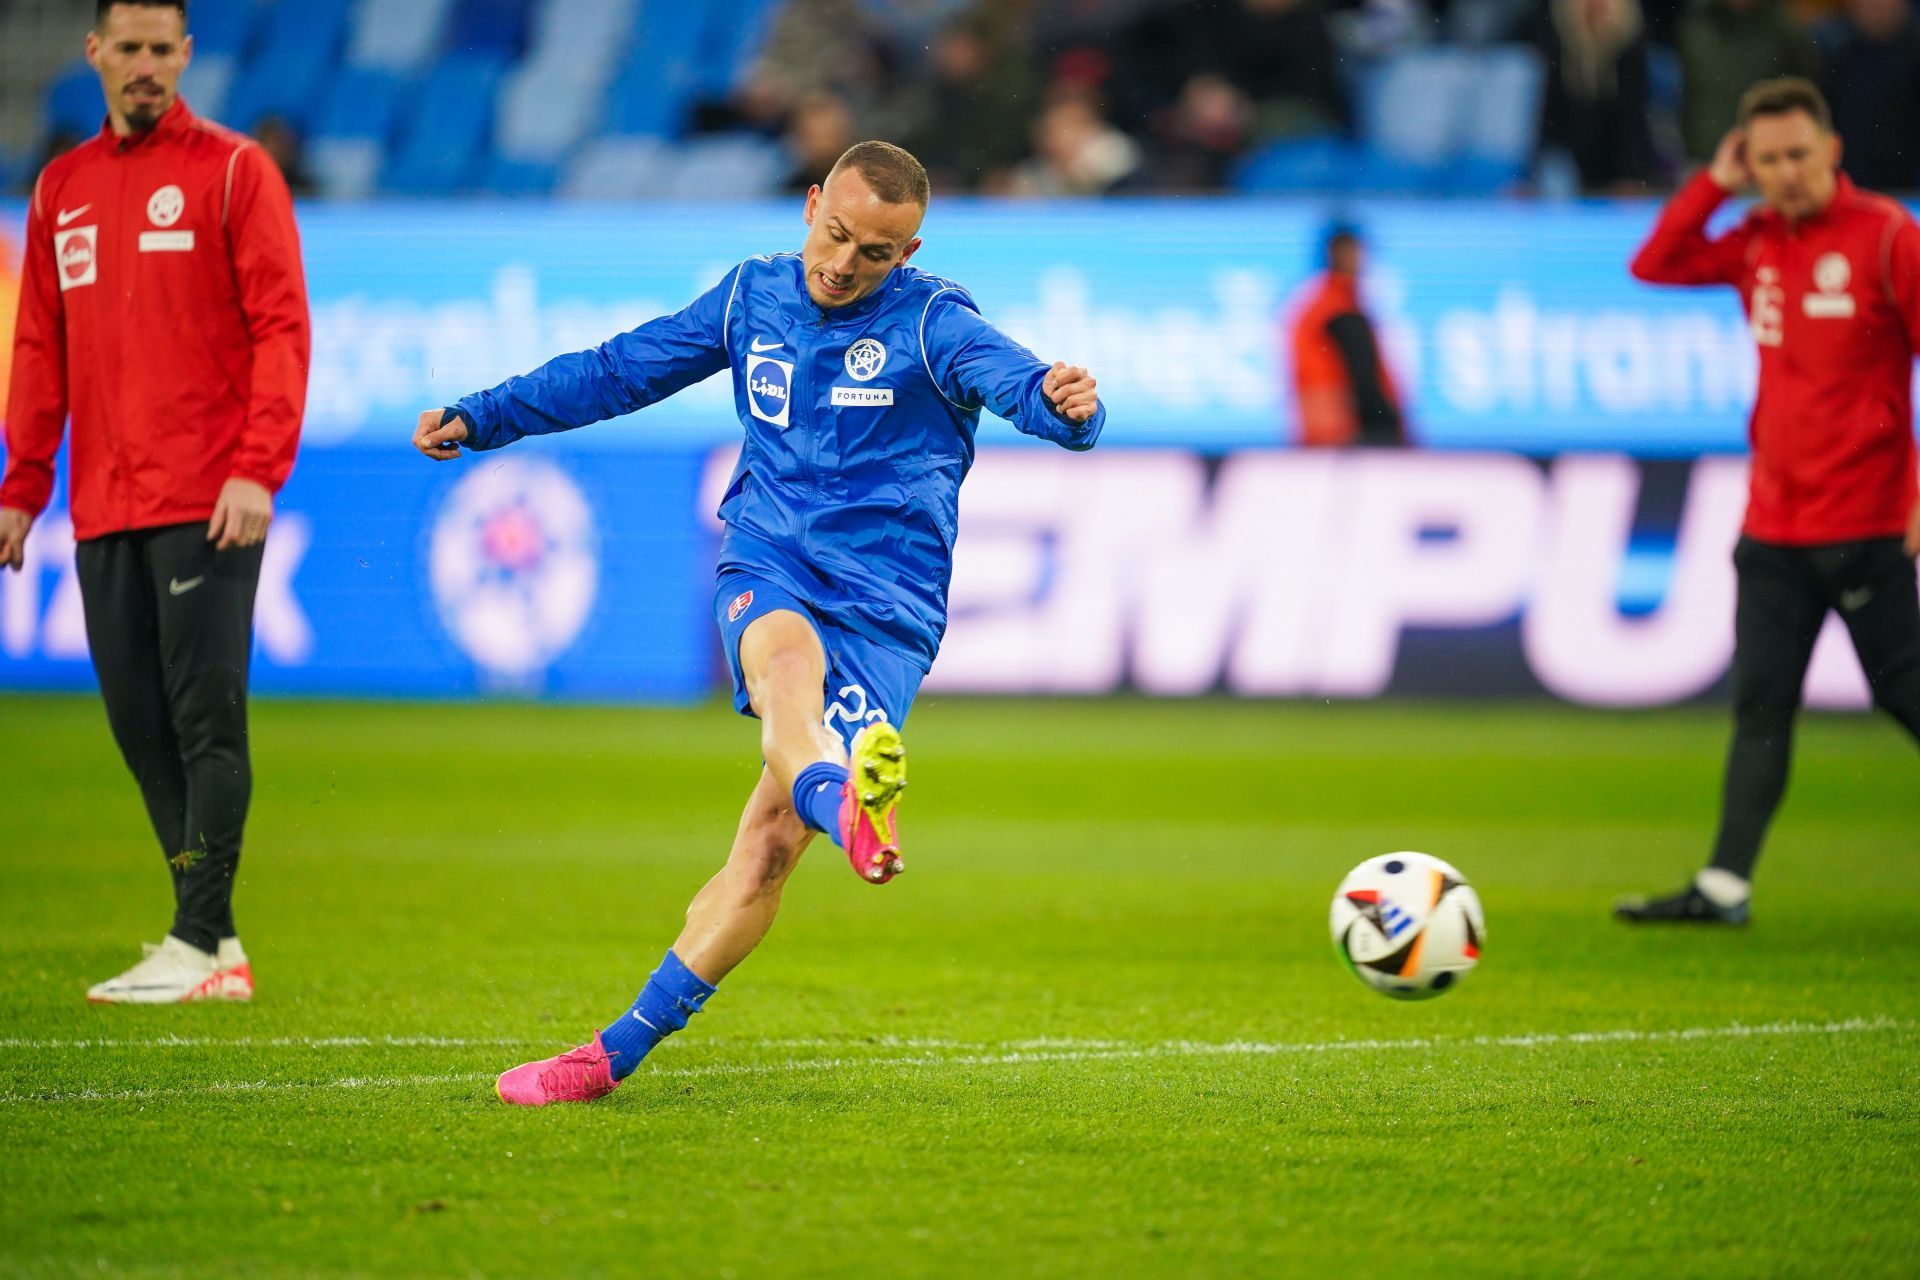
[2,1017,1901,1105]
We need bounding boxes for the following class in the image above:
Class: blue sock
[791,761,848,849]
[598,950,717,1080]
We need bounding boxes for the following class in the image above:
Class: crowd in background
[715,0,1920,197]
[20,0,1920,198]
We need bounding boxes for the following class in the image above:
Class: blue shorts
[714,571,924,749]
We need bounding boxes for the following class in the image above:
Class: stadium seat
[222,0,353,132]
[479,154,562,195]
[601,61,698,139]
[1646,42,1682,115]
[662,135,784,199]
[594,0,718,140]
[1352,45,1543,195]
[1358,49,1471,172]
[487,0,642,170]
[526,0,639,82]
[307,61,404,192]
[681,0,772,99]
[558,136,675,198]
[1452,46,1544,193]
[308,138,385,198]
[184,0,266,60]
[382,52,508,193]
[178,53,239,124]
[1231,135,1362,194]
[345,0,455,73]
[443,0,535,58]
[44,61,103,138]
[1354,144,1451,196]
[312,66,405,142]
[494,62,605,163]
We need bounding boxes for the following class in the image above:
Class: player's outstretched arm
[924,299,1105,450]
[412,266,743,459]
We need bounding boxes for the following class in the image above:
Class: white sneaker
[213,936,255,1001]
[86,935,245,1004]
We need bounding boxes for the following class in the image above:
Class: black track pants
[1709,535,1920,880]
[74,522,263,953]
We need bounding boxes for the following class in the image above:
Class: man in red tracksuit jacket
[1621,77,1920,925]
[0,0,309,998]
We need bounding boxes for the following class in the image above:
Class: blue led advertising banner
[0,200,1904,707]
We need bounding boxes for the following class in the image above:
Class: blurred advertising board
[0,446,1888,710]
[0,200,1904,705]
[0,197,1792,455]
[0,448,713,700]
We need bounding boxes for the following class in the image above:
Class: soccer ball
[1329,852,1485,1001]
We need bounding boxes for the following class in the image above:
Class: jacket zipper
[795,312,827,497]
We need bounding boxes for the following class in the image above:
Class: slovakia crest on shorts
[728,590,754,623]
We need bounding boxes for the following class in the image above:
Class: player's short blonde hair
[828,142,931,208]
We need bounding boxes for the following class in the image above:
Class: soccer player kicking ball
[412,142,1104,1105]
[1620,78,1920,926]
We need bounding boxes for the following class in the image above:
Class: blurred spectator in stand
[1790,0,1847,24]
[780,91,857,193]
[1642,0,1689,44]
[1288,223,1407,448]
[900,17,1036,193]
[1207,0,1350,141]
[1816,0,1920,190]
[1148,72,1255,190]
[742,0,911,138]
[873,0,996,47]
[1100,0,1345,190]
[1007,92,1144,196]
[252,117,317,198]
[1677,0,1818,161]
[1534,0,1663,192]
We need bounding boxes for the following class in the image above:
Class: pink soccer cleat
[840,721,907,884]
[495,1032,621,1106]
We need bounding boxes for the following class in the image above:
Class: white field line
[0,1034,1008,1052]
[0,1016,1904,1106]
[0,1035,538,1050]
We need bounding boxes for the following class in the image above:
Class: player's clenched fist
[413,408,469,461]
[1043,361,1100,423]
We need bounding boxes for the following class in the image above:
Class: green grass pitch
[1,693,1915,1279]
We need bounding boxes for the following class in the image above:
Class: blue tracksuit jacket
[449,253,1105,669]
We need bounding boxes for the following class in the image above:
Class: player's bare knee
[747,645,820,711]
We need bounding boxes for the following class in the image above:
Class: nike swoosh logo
[56,205,91,226]
[1839,588,1874,611]
[168,575,206,596]
[750,337,783,352]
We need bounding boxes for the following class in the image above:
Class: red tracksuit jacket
[1631,170,1920,545]
[1,98,309,541]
